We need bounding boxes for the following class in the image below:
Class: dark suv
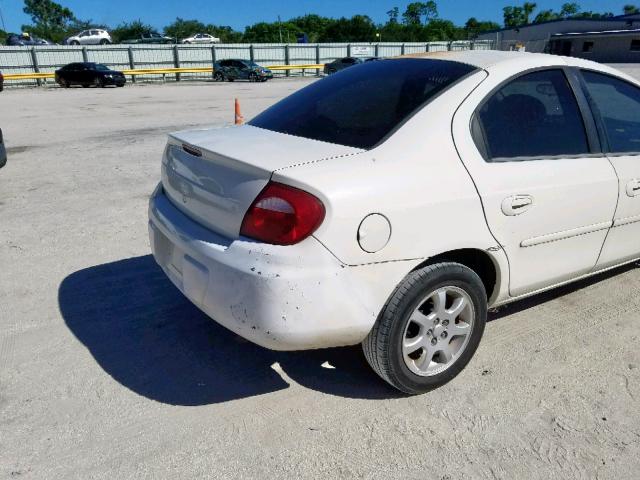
[213,60,273,82]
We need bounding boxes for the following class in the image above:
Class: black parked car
[6,33,55,46]
[323,56,380,75]
[55,63,126,88]
[213,59,273,82]
[0,71,4,92]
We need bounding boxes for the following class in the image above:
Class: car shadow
[58,255,399,406]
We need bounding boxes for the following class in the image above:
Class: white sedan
[148,51,640,394]
[181,33,220,44]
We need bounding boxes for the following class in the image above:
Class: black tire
[213,72,224,82]
[249,72,258,82]
[363,262,487,395]
[96,77,105,88]
[227,78,235,82]
[70,40,80,46]
[99,39,110,45]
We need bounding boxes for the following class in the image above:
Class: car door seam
[449,69,511,273]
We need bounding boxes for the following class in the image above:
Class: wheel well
[412,249,498,300]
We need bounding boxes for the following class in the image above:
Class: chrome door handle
[501,195,534,216]
[626,179,640,197]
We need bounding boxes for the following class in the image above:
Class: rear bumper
[148,185,380,350]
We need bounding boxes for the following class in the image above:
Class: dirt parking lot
[1,78,639,480]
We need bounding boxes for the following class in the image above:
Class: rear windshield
[249,58,477,149]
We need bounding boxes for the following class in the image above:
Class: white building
[476,15,640,59]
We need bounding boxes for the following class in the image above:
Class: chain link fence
[0,40,495,87]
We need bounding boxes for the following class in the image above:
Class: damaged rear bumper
[148,184,380,350]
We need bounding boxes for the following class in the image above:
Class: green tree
[386,7,400,24]
[243,21,302,43]
[464,17,501,38]
[533,9,558,23]
[624,4,640,14]
[205,25,243,43]
[164,18,206,41]
[22,0,76,42]
[503,2,537,27]
[523,2,538,22]
[423,18,461,40]
[289,14,335,42]
[402,2,438,25]
[559,2,580,17]
[319,15,376,42]
[110,20,155,43]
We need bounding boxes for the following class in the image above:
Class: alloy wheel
[402,286,475,377]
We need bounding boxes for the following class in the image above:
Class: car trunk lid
[162,125,362,238]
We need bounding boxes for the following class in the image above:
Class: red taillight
[240,182,325,245]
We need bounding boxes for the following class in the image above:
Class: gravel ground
[1,78,639,480]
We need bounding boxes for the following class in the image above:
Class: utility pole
[0,1,7,33]
[278,15,283,43]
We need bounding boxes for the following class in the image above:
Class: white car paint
[149,50,640,351]
[66,29,112,46]
[181,33,220,44]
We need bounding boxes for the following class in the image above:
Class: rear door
[581,70,640,267]
[453,67,619,297]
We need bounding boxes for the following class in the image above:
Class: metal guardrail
[3,64,326,81]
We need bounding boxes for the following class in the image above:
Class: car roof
[398,50,600,70]
[398,50,640,85]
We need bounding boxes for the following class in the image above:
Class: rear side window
[581,70,640,154]
[250,59,476,149]
[475,69,590,160]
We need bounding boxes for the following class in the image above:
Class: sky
[0,0,635,33]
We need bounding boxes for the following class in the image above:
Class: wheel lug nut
[441,331,448,339]
[426,329,433,337]
[431,338,437,346]
[442,320,449,327]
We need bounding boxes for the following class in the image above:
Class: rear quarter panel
[273,69,502,270]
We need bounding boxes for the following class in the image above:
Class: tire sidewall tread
[363,262,487,395]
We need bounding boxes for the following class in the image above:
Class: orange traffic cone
[234,98,244,125]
